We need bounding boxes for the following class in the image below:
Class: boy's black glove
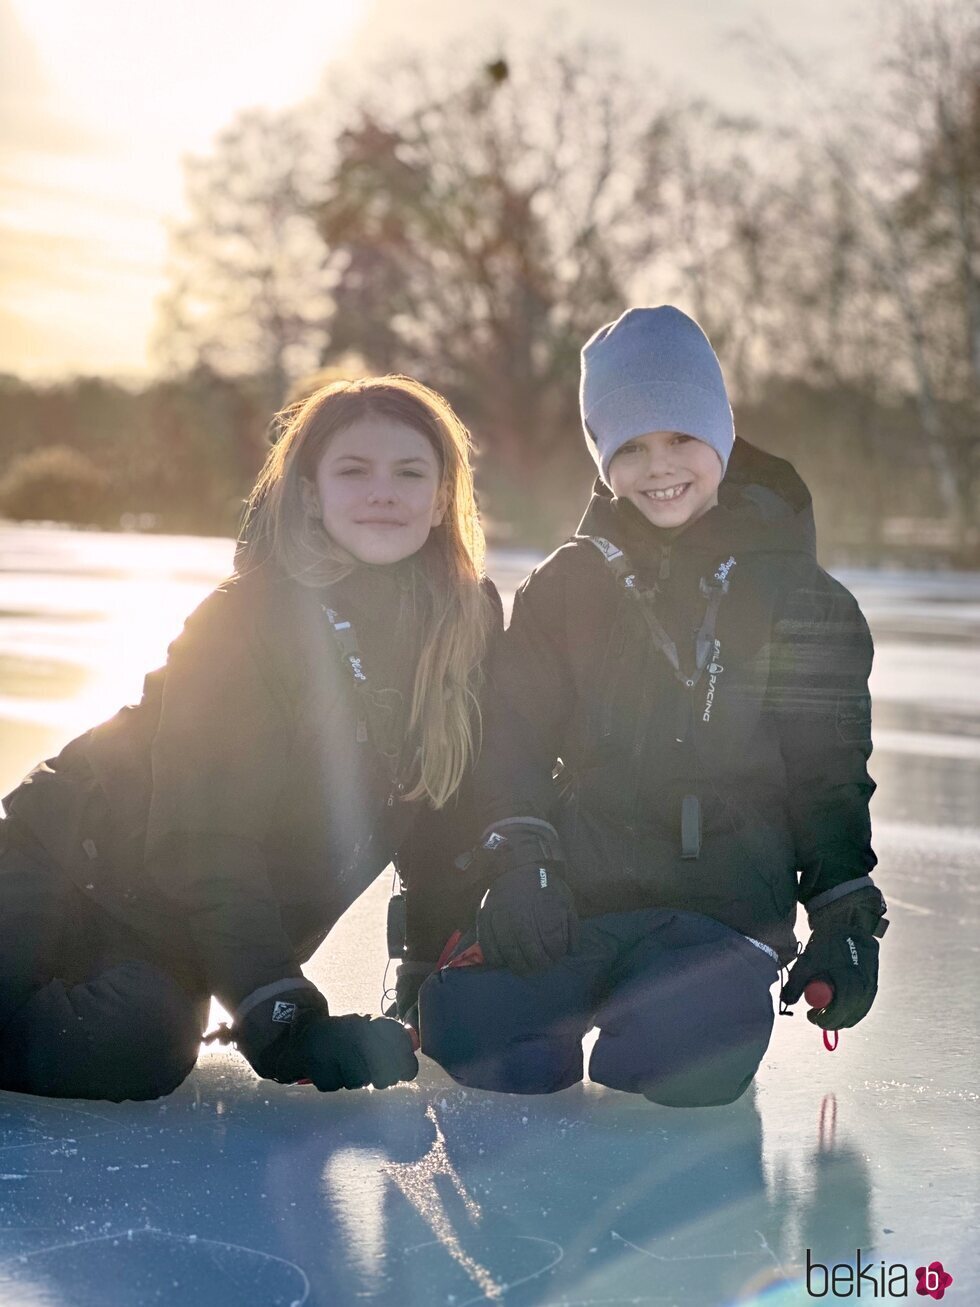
[232,982,418,1090]
[474,819,579,975]
[781,886,888,1030]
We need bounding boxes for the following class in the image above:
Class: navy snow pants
[0,822,209,1102]
[418,909,779,1107]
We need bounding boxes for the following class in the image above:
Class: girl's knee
[0,961,205,1101]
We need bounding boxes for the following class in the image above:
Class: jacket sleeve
[145,583,301,1010]
[767,566,877,906]
[473,558,577,831]
[396,779,484,961]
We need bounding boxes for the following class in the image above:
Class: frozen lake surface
[0,525,977,1306]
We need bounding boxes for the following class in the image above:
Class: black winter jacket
[474,441,876,962]
[3,553,501,1008]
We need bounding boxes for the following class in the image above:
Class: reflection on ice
[0,964,975,1304]
[382,1105,498,1300]
[0,527,235,788]
[322,1147,389,1290]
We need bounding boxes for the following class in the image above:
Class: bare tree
[743,0,980,542]
[153,109,336,403]
[631,103,812,401]
[149,14,978,553]
[890,1,980,397]
[313,40,667,475]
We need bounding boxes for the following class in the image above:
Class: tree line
[2,2,977,562]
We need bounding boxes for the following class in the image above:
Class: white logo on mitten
[272,1001,297,1023]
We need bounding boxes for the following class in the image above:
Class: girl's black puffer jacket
[3,554,501,1008]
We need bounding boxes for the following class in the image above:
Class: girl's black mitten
[286,1015,419,1091]
[233,983,418,1089]
[780,886,888,1030]
[475,819,578,975]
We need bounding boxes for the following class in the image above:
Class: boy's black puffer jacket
[3,554,500,1008]
[475,441,875,963]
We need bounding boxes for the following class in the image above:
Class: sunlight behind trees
[2,2,977,560]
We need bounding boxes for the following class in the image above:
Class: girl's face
[608,430,722,529]
[312,416,447,565]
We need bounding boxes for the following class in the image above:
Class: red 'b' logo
[916,1262,953,1299]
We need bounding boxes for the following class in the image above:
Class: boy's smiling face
[608,430,723,529]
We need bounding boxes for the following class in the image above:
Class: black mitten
[284,1015,418,1091]
[781,886,888,1030]
[232,982,417,1089]
[474,818,578,975]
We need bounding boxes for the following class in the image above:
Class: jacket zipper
[624,649,653,874]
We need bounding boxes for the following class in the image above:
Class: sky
[0,0,877,383]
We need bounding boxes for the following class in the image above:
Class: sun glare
[9,1,367,141]
[2,0,368,377]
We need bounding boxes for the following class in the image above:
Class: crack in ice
[611,1230,765,1263]
[0,1224,311,1305]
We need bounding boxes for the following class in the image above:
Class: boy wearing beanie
[418,306,886,1106]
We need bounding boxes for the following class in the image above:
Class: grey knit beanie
[580,306,735,484]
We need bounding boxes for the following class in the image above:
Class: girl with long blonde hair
[0,375,500,1101]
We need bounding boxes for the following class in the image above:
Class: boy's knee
[419,969,586,1094]
[643,1070,757,1109]
[591,1029,763,1107]
[0,961,206,1101]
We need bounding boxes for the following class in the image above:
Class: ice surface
[0,528,977,1306]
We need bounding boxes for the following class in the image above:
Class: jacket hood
[575,437,817,562]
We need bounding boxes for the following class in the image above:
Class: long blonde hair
[239,375,494,808]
